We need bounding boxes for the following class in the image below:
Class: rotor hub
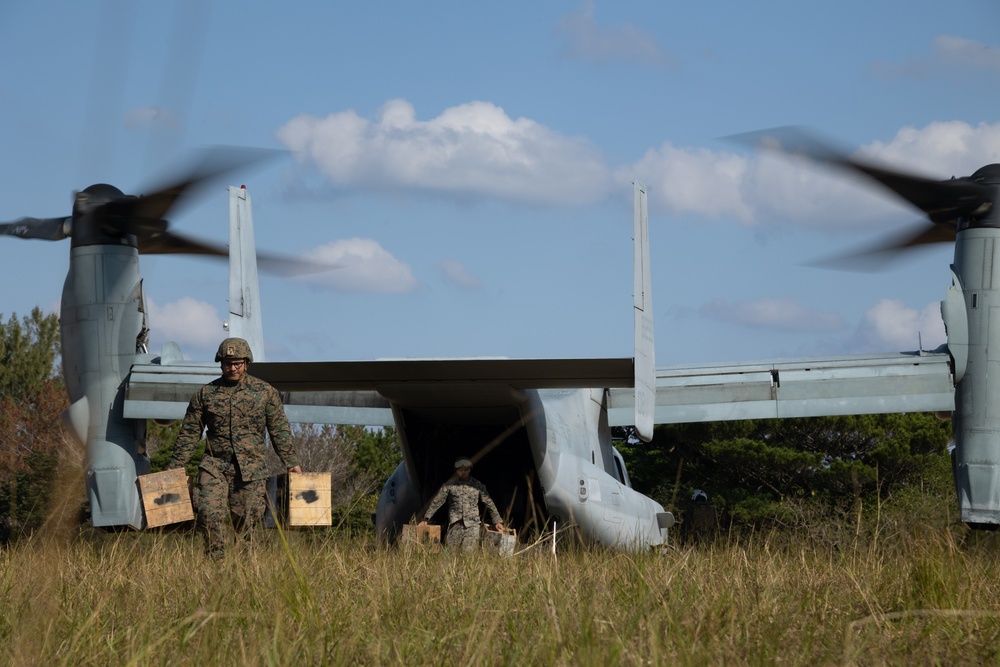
[71,184,138,249]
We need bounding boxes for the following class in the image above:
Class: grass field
[4,506,1000,667]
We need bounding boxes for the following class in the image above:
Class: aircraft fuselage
[375,385,668,549]
[950,201,1000,525]
[61,186,151,528]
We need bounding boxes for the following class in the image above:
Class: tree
[0,309,67,543]
[146,420,186,473]
[615,413,953,531]
[352,426,401,483]
[0,308,61,400]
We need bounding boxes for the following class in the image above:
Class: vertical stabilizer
[633,182,655,441]
[226,186,266,361]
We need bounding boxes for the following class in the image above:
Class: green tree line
[615,412,954,536]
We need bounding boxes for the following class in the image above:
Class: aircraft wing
[126,352,953,427]
[124,360,394,425]
[607,351,955,426]
[124,357,635,426]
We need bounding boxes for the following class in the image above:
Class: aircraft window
[611,447,631,487]
[613,455,627,486]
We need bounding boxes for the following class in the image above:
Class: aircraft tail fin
[226,186,266,361]
[633,182,655,442]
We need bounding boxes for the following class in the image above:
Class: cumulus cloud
[852,299,946,351]
[277,99,612,206]
[146,296,225,351]
[299,238,419,293]
[697,295,945,354]
[437,259,482,290]
[279,97,998,234]
[622,120,1000,230]
[556,0,671,67]
[621,144,754,221]
[619,141,895,229]
[699,297,848,332]
[857,121,1000,178]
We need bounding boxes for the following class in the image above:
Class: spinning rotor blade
[810,222,957,271]
[102,146,280,235]
[0,217,70,241]
[102,146,330,275]
[731,127,993,225]
[255,254,342,278]
[137,230,228,257]
[139,231,340,277]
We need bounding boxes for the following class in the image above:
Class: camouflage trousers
[445,522,481,551]
[197,456,267,559]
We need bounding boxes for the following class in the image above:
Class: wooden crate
[288,472,332,526]
[400,524,441,552]
[138,469,194,528]
[483,527,517,556]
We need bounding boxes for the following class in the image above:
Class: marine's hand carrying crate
[401,524,441,552]
[138,469,194,528]
[288,472,333,526]
[483,527,517,556]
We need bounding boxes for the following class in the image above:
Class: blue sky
[1,1,999,366]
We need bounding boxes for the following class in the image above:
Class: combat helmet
[215,337,254,363]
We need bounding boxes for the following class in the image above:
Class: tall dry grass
[4,513,1000,666]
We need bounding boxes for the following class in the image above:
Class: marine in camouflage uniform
[683,489,717,545]
[420,457,503,551]
[168,337,301,559]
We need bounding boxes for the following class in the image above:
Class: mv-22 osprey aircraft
[3,129,1000,547]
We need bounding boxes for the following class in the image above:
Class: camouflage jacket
[169,374,299,482]
[424,476,501,528]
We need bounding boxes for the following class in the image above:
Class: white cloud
[858,121,1000,179]
[622,140,900,229]
[933,35,1000,73]
[299,238,419,293]
[146,296,225,352]
[437,259,482,290]
[624,120,1000,230]
[854,299,946,351]
[619,144,754,221]
[556,0,671,67]
[276,99,612,206]
[699,297,847,332]
[697,296,946,354]
[280,101,998,234]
